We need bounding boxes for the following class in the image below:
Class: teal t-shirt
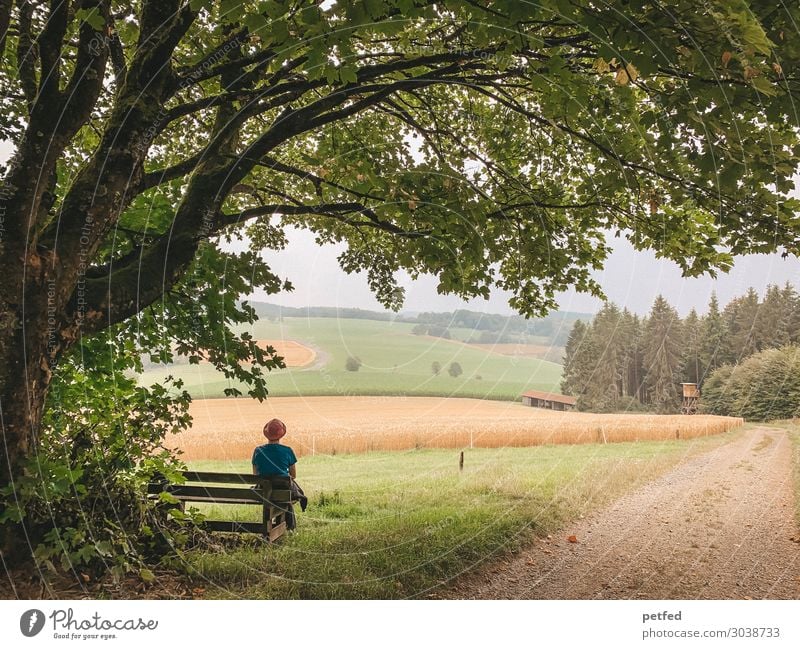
[252,443,297,477]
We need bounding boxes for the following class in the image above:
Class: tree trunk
[0,265,60,560]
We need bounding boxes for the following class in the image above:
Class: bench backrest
[148,471,293,505]
[148,471,295,538]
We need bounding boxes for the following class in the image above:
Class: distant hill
[246,301,591,347]
[141,315,565,401]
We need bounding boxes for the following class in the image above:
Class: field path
[439,427,800,599]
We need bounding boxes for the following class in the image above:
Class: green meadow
[178,431,737,599]
[140,317,563,400]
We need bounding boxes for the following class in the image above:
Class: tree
[447,362,463,378]
[725,288,761,360]
[620,310,644,401]
[782,282,800,345]
[680,308,703,385]
[641,296,682,412]
[700,292,731,378]
[345,356,362,372]
[2,1,800,560]
[583,302,625,410]
[756,284,793,349]
[702,346,800,421]
[431,361,441,376]
[561,320,591,397]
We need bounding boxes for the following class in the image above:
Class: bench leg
[263,505,288,542]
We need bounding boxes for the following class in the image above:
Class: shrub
[431,361,441,376]
[345,356,362,372]
[448,362,463,378]
[701,346,800,421]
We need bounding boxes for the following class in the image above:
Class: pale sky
[257,226,800,317]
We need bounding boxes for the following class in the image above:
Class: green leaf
[139,568,156,583]
[75,7,105,31]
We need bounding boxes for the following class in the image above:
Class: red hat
[263,418,286,441]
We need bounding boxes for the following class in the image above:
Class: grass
[139,317,563,400]
[176,431,738,599]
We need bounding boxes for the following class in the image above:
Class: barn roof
[520,390,577,405]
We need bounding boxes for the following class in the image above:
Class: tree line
[561,284,800,413]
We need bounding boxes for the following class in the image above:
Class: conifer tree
[700,292,731,376]
[681,308,703,384]
[725,288,760,360]
[561,320,593,400]
[642,296,683,412]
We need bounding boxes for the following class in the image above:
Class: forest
[561,284,800,418]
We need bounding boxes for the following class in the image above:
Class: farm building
[520,390,577,411]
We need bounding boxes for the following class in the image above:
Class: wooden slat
[162,495,263,505]
[269,489,292,503]
[203,520,265,534]
[167,485,270,502]
[146,494,295,507]
[269,521,287,542]
[181,471,260,484]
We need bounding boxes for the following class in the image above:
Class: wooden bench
[148,471,296,542]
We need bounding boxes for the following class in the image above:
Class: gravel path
[440,427,800,599]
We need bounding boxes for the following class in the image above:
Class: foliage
[0,333,200,577]
[447,362,463,378]
[641,296,682,413]
[431,361,441,376]
[562,285,800,413]
[702,346,800,421]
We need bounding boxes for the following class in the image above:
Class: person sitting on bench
[252,418,307,529]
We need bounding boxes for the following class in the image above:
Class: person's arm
[289,463,296,479]
[253,464,258,475]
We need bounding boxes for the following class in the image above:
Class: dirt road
[440,427,800,599]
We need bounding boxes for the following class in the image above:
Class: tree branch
[16,0,37,107]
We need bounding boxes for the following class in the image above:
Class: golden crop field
[168,396,744,461]
[255,340,316,368]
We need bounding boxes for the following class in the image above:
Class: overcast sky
[3,139,798,318]
[258,226,800,317]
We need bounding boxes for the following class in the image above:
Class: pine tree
[583,302,626,410]
[641,296,683,412]
[561,320,595,401]
[754,284,791,349]
[619,309,644,401]
[781,282,800,345]
[725,288,760,360]
[700,292,730,377]
[681,308,703,384]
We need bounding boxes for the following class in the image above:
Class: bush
[448,362,463,378]
[431,361,441,376]
[428,325,451,339]
[701,346,800,420]
[0,353,197,579]
[345,356,362,372]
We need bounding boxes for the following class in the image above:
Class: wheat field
[167,396,744,461]
[255,340,316,367]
